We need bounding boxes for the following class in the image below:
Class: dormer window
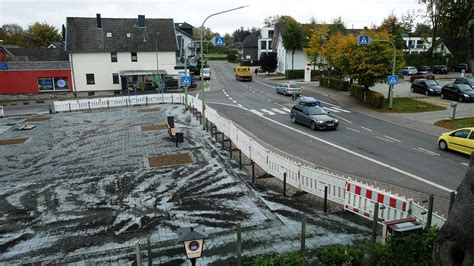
[106,32,112,38]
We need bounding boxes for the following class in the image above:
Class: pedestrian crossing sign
[357,35,371,46]
[211,36,225,47]
[181,76,191,87]
[388,75,398,85]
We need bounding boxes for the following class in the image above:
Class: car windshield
[425,80,439,86]
[458,84,474,92]
[307,106,328,115]
[289,84,300,88]
[466,78,474,85]
[203,69,210,74]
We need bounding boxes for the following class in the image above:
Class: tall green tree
[0,24,27,46]
[304,24,330,70]
[264,15,297,27]
[282,20,303,70]
[329,17,347,35]
[378,14,405,49]
[400,10,417,53]
[26,22,61,47]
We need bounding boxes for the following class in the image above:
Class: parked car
[276,83,302,96]
[453,63,471,73]
[438,127,474,155]
[399,66,418,75]
[201,67,211,80]
[290,96,338,130]
[454,76,474,89]
[440,83,474,102]
[432,65,448,74]
[409,73,435,83]
[411,79,441,96]
[417,66,431,74]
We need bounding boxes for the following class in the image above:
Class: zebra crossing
[249,106,351,116]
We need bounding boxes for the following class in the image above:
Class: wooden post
[251,160,255,183]
[283,172,287,197]
[372,202,379,243]
[239,150,242,170]
[68,103,71,112]
[427,194,434,227]
[147,235,152,266]
[324,186,328,213]
[237,223,242,266]
[301,216,306,265]
[107,100,110,109]
[135,240,142,266]
[229,141,232,159]
[146,97,148,105]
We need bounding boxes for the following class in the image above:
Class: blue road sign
[357,35,371,46]
[211,36,225,47]
[0,63,8,70]
[388,75,399,85]
[181,76,191,86]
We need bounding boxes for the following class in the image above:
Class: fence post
[221,135,225,150]
[427,194,434,227]
[324,186,328,214]
[251,160,255,183]
[301,216,306,265]
[68,103,71,112]
[171,95,174,104]
[48,105,52,114]
[88,101,91,111]
[135,240,142,266]
[107,100,110,109]
[372,202,379,243]
[229,141,233,159]
[147,235,152,266]
[239,150,242,170]
[283,172,287,197]
[206,118,209,132]
[146,97,148,105]
[237,223,242,266]
[448,191,455,215]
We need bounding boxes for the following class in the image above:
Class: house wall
[0,69,73,94]
[275,34,310,74]
[176,32,195,63]
[70,51,176,92]
[258,26,274,60]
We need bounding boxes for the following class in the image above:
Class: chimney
[138,15,145,28]
[96,13,102,28]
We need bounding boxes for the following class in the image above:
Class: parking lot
[0,105,370,264]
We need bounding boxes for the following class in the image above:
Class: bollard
[324,186,328,214]
[372,202,379,243]
[283,172,287,197]
[251,160,255,183]
[48,105,53,114]
[237,223,242,266]
[135,240,142,266]
[301,216,306,265]
[451,102,457,120]
[448,191,456,215]
[239,150,242,170]
[427,194,434,227]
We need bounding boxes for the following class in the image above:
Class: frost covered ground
[0,104,370,264]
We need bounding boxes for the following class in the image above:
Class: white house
[66,14,179,96]
[272,24,311,74]
[402,36,451,56]
[258,26,274,60]
[175,22,196,66]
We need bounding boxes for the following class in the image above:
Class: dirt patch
[0,137,29,146]
[148,153,192,167]
[141,124,168,132]
[137,108,161,113]
[24,116,52,122]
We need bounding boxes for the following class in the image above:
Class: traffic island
[148,153,192,168]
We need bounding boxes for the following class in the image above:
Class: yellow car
[437,127,474,155]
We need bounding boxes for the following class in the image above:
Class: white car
[201,68,211,80]
[400,66,418,75]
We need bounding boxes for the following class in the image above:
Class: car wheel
[310,121,317,130]
[459,96,463,102]
[440,93,445,99]
[438,140,448,151]
[425,90,429,96]
[291,115,296,123]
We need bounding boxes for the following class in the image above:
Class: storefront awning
[119,70,167,76]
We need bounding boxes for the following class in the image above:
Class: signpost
[304,65,311,82]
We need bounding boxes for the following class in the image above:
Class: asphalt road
[201,61,470,200]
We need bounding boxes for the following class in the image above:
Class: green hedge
[319,77,350,91]
[285,69,320,80]
[351,84,385,109]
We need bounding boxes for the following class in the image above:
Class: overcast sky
[0,0,426,35]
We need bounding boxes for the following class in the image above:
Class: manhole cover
[24,116,52,122]
[148,153,192,167]
[141,124,168,132]
[137,108,161,113]
[0,137,29,146]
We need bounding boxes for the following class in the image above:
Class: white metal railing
[53,94,447,227]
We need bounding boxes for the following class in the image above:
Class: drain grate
[148,153,192,167]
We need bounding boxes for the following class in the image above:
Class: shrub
[285,69,320,80]
[227,53,237,62]
[351,84,385,109]
[253,252,303,266]
[317,245,364,266]
[319,77,350,91]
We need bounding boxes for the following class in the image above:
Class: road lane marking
[260,109,276,115]
[266,99,272,102]
[461,163,469,166]
[360,126,373,132]
[346,127,361,133]
[384,136,401,142]
[413,147,440,156]
[331,106,351,113]
[376,136,394,143]
[254,79,275,88]
[323,107,340,113]
[238,104,243,107]
[331,114,353,124]
[206,102,248,110]
[232,100,237,103]
[271,108,288,114]
[281,107,291,113]
[249,109,264,116]
[229,97,233,100]
[255,114,454,193]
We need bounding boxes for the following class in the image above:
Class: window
[38,77,69,91]
[112,73,119,84]
[131,52,137,62]
[86,74,95,85]
[268,30,274,39]
[452,129,470,139]
[469,132,474,140]
[261,41,267,50]
[111,52,117,62]
[106,32,112,38]
[268,41,272,49]
[416,40,424,49]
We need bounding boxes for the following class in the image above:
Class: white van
[202,68,211,80]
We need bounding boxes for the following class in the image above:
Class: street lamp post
[184,40,210,109]
[199,6,248,128]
